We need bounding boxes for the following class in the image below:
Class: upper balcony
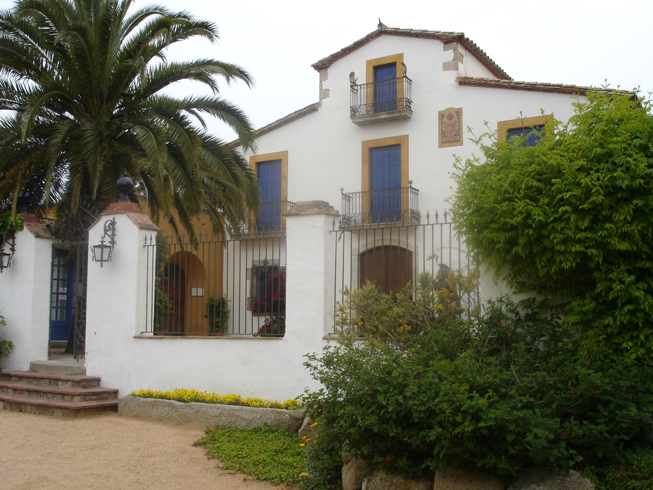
[338,185,420,229]
[229,200,295,238]
[350,77,413,125]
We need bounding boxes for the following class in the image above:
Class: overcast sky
[1,0,651,140]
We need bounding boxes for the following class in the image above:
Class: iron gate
[49,241,88,359]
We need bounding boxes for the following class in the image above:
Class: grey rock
[507,468,594,490]
[342,457,373,490]
[434,468,506,490]
[364,470,432,490]
[298,415,317,442]
[118,396,305,433]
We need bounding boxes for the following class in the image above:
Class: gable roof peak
[311,24,511,81]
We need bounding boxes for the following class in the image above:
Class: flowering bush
[302,283,653,479]
[129,388,301,410]
[253,267,286,336]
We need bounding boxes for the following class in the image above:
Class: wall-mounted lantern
[0,232,15,273]
[91,218,116,268]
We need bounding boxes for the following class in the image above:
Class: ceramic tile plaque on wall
[439,107,463,147]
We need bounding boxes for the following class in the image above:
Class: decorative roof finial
[378,18,386,31]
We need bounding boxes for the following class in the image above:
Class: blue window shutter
[507,126,544,147]
[374,64,397,111]
[257,160,282,231]
[370,145,401,222]
[258,160,282,203]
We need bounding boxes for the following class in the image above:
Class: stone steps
[0,368,119,418]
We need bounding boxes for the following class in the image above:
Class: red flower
[497,323,503,327]
[385,456,391,463]
[508,340,513,344]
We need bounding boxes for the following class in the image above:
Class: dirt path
[0,410,300,490]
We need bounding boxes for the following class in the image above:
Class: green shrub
[584,446,653,490]
[302,283,653,478]
[450,91,653,363]
[206,296,229,334]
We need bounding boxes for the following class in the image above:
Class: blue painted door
[50,249,75,342]
[370,145,401,223]
[257,160,282,231]
[374,64,397,112]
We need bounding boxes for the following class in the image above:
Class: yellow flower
[299,473,308,477]
[310,422,318,428]
[299,443,305,447]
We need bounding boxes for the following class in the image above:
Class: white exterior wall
[84,208,331,401]
[0,225,52,371]
[245,34,583,217]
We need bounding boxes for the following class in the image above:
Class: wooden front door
[359,245,412,295]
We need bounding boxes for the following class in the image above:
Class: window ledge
[134,334,283,340]
[351,108,412,125]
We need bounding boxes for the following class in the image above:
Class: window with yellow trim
[249,151,288,233]
[498,116,552,147]
[365,54,406,114]
[361,136,410,224]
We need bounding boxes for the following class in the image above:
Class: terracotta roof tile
[456,77,619,95]
[311,25,511,81]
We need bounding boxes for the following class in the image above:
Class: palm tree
[0,0,259,240]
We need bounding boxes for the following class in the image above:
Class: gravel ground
[0,409,301,490]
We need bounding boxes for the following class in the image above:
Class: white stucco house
[0,23,604,401]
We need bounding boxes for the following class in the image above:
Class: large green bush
[450,91,653,362]
[302,282,653,478]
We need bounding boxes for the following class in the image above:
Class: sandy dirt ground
[0,410,301,490]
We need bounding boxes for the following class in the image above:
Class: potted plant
[207,296,229,335]
[0,310,14,372]
[253,267,286,337]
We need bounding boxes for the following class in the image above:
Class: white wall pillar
[0,216,53,371]
[285,201,339,340]
[84,203,157,378]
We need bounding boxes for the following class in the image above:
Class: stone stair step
[0,371,101,389]
[0,393,118,418]
[30,360,85,376]
[0,380,118,403]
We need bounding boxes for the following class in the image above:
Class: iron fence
[331,212,479,331]
[144,233,287,337]
[350,77,413,117]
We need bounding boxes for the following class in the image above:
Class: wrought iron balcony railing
[229,200,295,237]
[339,186,420,229]
[350,77,413,120]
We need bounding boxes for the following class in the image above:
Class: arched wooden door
[359,245,412,295]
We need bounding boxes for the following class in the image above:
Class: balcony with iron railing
[339,184,420,229]
[350,77,413,125]
[229,200,295,237]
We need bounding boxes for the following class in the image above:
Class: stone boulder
[434,468,506,490]
[298,415,317,442]
[507,468,595,490]
[342,457,373,490]
[363,470,432,490]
